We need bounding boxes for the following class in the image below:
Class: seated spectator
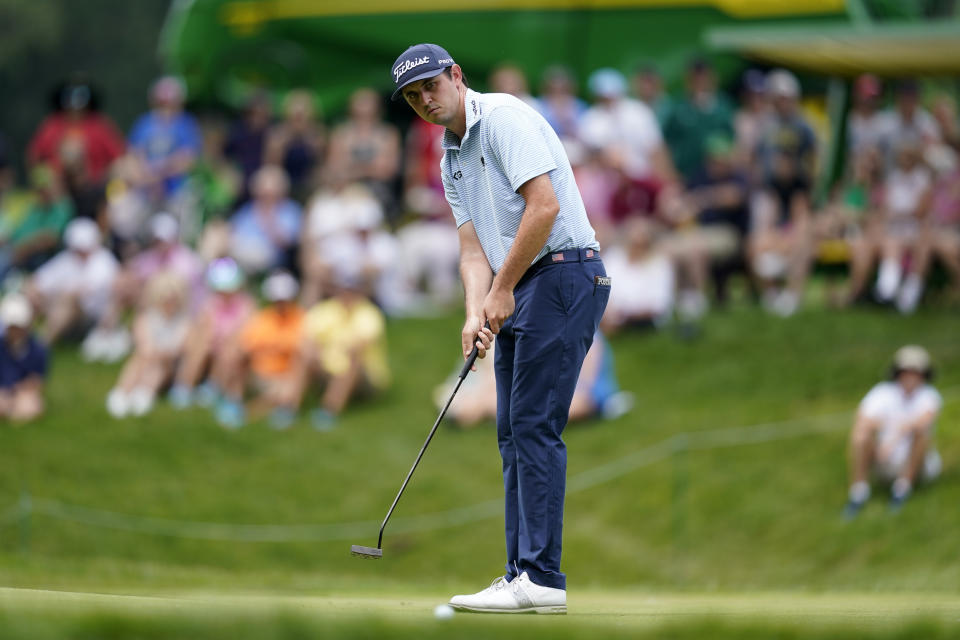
[872,138,933,313]
[0,293,48,423]
[0,166,74,278]
[168,258,256,409]
[579,68,674,183]
[749,69,816,317]
[846,74,885,154]
[324,88,401,219]
[103,155,152,258]
[600,218,675,333]
[665,135,750,310]
[191,119,243,227]
[662,58,735,183]
[923,141,960,296]
[26,218,119,345]
[302,185,407,313]
[302,273,390,430]
[488,63,538,108]
[535,65,587,145]
[876,78,940,167]
[631,64,672,126]
[27,78,125,185]
[845,346,943,516]
[105,273,191,418]
[214,271,306,430]
[127,76,203,209]
[398,118,460,309]
[84,212,204,362]
[225,91,273,201]
[440,331,631,428]
[264,90,326,203]
[230,164,302,275]
[733,69,771,172]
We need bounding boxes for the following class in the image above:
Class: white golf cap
[64,218,102,252]
[893,345,932,373]
[150,212,179,243]
[262,271,299,302]
[588,68,627,98]
[206,257,245,292]
[0,293,33,328]
[767,69,800,98]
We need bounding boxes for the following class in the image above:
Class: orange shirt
[239,305,305,378]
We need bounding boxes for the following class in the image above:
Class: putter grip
[459,322,491,380]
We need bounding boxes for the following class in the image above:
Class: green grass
[0,302,958,636]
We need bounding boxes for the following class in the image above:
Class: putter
[351,327,487,559]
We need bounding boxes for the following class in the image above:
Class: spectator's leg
[320,348,364,415]
[899,430,931,489]
[933,230,960,295]
[212,339,247,400]
[0,390,12,419]
[99,270,140,330]
[10,385,43,422]
[875,236,903,302]
[843,234,878,304]
[848,414,881,489]
[897,234,931,313]
[174,322,213,388]
[42,293,83,344]
[785,228,813,301]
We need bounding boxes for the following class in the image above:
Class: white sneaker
[449,571,566,614]
[106,389,130,418]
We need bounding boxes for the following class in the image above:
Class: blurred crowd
[0,61,958,427]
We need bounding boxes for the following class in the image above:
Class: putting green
[1,587,958,639]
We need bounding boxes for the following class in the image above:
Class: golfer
[392,44,610,613]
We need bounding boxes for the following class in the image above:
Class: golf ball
[433,604,455,620]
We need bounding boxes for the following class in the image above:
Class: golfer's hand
[482,286,515,334]
[462,316,494,369]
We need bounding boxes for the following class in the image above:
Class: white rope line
[3,391,954,542]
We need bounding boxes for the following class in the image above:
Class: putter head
[351,544,383,559]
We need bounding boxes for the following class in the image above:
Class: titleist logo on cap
[394,56,430,82]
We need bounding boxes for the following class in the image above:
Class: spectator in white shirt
[26,218,119,344]
[579,68,675,183]
[845,345,943,516]
[601,218,675,333]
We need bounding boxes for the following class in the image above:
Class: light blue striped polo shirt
[441,89,599,273]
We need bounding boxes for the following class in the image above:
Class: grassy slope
[0,304,958,598]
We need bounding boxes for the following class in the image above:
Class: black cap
[390,43,455,101]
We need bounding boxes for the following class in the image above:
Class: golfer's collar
[442,88,483,151]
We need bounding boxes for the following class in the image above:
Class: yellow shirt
[240,306,305,378]
[303,298,390,389]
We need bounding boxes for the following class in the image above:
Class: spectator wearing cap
[845,346,943,516]
[301,271,390,430]
[750,69,817,317]
[846,74,885,154]
[264,89,326,203]
[27,79,125,185]
[0,293,48,423]
[26,218,119,344]
[229,164,302,275]
[324,87,401,219]
[302,183,407,313]
[83,212,203,362]
[876,79,940,167]
[0,165,75,278]
[168,258,256,409]
[214,271,306,430]
[225,91,273,201]
[105,273,191,418]
[535,65,587,145]
[662,58,735,183]
[579,68,675,184]
[127,76,203,206]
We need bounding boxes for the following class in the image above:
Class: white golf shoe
[448,572,566,614]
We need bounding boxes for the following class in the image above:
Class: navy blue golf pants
[495,250,609,590]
